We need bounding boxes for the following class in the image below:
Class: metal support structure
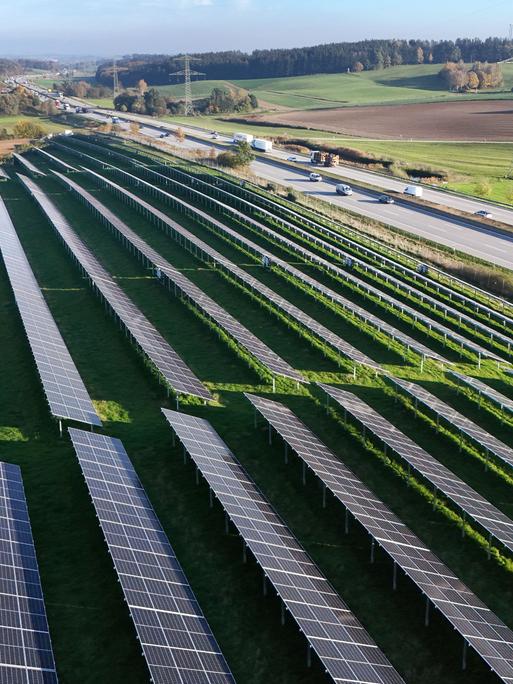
[424,597,430,627]
[169,55,205,116]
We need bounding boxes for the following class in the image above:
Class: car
[336,183,353,196]
[211,132,219,139]
[287,155,298,162]
[474,209,493,219]
[378,194,394,204]
[309,172,322,182]
[159,132,171,138]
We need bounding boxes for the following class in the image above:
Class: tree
[233,141,254,166]
[137,79,148,95]
[175,127,185,143]
[467,71,479,91]
[12,120,46,139]
[129,121,140,134]
[352,61,364,72]
[416,47,424,64]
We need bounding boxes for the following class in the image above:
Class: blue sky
[0,0,511,57]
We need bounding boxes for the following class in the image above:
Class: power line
[169,55,205,116]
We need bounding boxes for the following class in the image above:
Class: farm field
[256,99,513,141]
[1,136,513,683]
[0,114,66,135]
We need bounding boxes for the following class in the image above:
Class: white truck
[233,132,254,144]
[404,185,423,198]
[251,138,273,153]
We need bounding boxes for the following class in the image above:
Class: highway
[10,79,513,270]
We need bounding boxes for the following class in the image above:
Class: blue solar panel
[0,462,58,683]
[69,428,235,684]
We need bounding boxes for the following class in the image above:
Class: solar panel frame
[384,375,513,471]
[68,427,235,684]
[162,408,405,684]
[50,168,303,383]
[0,461,58,684]
[0,197,101,427]
[35,148,78,173]
[18,173,212,402]
[12,154,46,177]
[78,165,381,372]
[245,391,513,684]
[316,384,513,554]
[447,370,513,417]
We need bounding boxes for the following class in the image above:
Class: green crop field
[1,138,513,683]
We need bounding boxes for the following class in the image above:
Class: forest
[96,37,513,85]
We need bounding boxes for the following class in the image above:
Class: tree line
[0,58,57,77]
[439,61,504,91]
[96,37,513,84]
[114,85,258,116]
[54,80,112,99]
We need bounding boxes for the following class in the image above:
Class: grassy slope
[1,147,513,682]
[234,63,513,109]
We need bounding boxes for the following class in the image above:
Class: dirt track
[258,100,513,141]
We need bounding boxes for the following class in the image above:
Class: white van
[309,172,322,182]
[404,185,423,198]
[336,183,353,196]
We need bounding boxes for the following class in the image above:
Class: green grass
[1,148,513,683]
[233,63,513,109]
[157,79,238,99]
[0,114,66,135]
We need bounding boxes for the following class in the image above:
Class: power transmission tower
[509,23,513,41]
[169,55,205,116]
[112,59,120,98]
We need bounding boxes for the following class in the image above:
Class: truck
[404,185,423,198]
[233,132,254,144]
[251,138,273,153]
[309,150,339,167]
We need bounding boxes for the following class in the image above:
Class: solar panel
[385,375,513,471]
[12,153,46,177]
[162,408,405,684]
[316,384,513,554]
[0,197,101,427]
[0,461,58,683]
[245,391,513,684]
[0,166,9,180]
[114,160,448,365]
[69,135,513,330]
[68,428,235,684]
[51,171,303,384]
[57,137,509,362]
[79,166,381,372]
[18,173,211,403]
[36,149,78,173]
[114,154,507,360]
[447,371,513,417]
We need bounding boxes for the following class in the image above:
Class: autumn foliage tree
[12,120,46,139]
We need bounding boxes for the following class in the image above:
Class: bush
[12,120,46,139]
[216,151,240,168]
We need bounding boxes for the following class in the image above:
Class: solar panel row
[447,371,513,417]
[57,138,504,364]
[35,149,78,173]
[162,409,405,684]
[12,154,45,178]
[68,428,235,684]
[51,170,303,383]
[132,150,513,347]
[317,385,513,554]
[385,375,513,471]
[18,173,212,402]
[107,159,447,365]
[79,166,381,372]
[0,462,58,684]
[246,391,513,684]
[141,148,513,332]
[0,197,101,427]
[64,136,512,358]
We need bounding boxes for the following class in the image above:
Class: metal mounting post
[424,597,430,627]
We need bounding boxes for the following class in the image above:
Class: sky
[0,0,511,57]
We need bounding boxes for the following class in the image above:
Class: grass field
[0,114,66,135]
[1,141,513,683]
[233,63,513,109]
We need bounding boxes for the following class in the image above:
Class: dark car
[378,194,394,204]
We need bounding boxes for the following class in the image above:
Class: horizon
[0,0,511,57]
